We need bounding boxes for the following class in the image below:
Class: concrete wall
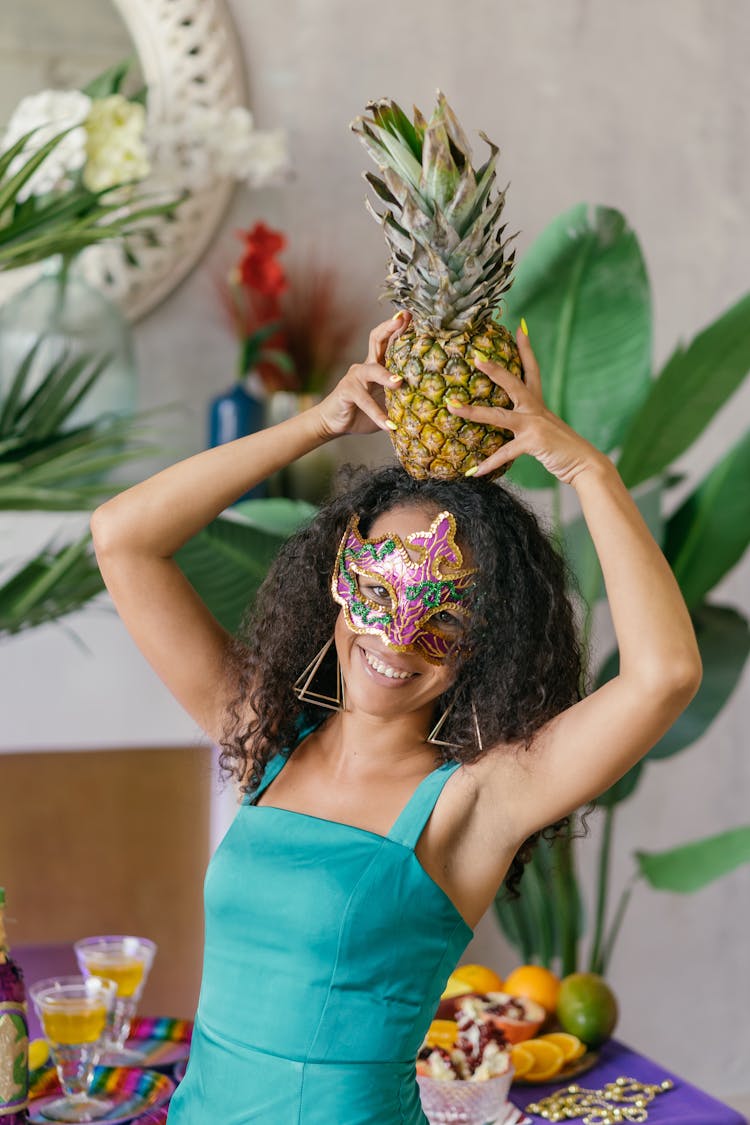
[1,0,748,1106]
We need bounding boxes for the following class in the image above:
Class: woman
[91,314,701,1124]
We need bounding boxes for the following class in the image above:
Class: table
[29,1028,746,1124]
[511,1039,747,1124]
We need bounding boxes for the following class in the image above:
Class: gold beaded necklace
[525,1075,675,1124]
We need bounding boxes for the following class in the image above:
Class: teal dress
[167,737,474,1124]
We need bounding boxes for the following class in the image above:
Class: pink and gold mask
[331,510,476,664]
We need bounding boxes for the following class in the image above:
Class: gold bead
[660,1079,674,1091]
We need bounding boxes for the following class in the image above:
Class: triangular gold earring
[427,694,461,751]
[293,636,346,712]
[471,699,484,755]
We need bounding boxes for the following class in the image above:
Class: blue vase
[207,382,267,500]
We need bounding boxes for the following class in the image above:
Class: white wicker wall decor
[82,0,247,322]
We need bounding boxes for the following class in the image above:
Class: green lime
[556,972,618,1047]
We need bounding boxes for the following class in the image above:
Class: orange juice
[83,957,145,998]
[41,1002,108,1045]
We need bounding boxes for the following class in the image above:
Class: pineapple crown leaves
[351,92,517,331]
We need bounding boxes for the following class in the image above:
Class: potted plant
[490,203,750,975]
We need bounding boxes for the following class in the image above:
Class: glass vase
[0,254,137,430]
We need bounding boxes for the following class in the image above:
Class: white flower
[232,128,290,188]
[147,104,290,192]
[83,95,150,192]
[2,90,92,200]
[205,106,290,186]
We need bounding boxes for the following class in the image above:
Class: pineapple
[352,93,523,480]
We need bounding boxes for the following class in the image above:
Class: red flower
[238,252,287,299]
[239,221,286,259]
[234,222,288,300]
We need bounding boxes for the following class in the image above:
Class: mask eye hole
[356,574,393,608]
[426,607,469,637]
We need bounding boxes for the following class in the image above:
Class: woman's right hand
[315,312,410,437]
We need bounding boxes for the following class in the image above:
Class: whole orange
[503,965,561,1016]
[448,963,504,995]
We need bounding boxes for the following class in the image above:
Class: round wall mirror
[0,0,246,321]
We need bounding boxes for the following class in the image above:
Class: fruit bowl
[417,1066,515,1124]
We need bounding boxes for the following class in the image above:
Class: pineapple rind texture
[385,322,523,481]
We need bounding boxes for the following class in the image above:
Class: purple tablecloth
[511,1039,747,1124]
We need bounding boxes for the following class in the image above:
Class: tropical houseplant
[0,60,295,640]
[491,203,750,975]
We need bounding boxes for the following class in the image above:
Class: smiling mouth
[361,646,416,681]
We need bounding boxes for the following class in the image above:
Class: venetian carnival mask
[331,510,477,664]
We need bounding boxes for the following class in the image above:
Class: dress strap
[248,752,289,804]
[246,717,321,805]
[387,760,462,850]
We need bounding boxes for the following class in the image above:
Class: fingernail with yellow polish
[521,317,529,337]
[385,420,397,430]
[464,465,479,478]
[392,310,406,322]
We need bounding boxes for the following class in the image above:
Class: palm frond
[0,533,105,637]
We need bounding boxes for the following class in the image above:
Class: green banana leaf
[81,58,136,100]
[175,499,316,634]
[493,886,537,964]
[648,603,749,760]
[635,826,750,893]
[562,477,664,607]
[592,603,749,771]
[494,827,584,972]
[0,534,104,637]
[663,430,750,610]
[499,203,652,490]
[493,850,557,965]
[617,291,750,489]
[596,759,645,809]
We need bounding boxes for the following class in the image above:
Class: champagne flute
[74,936,156,1066]
[29,976,116,1123]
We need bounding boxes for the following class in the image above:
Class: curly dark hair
[220,464,589,897]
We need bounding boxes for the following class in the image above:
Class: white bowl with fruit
[416,1000,515,1123]
[417,961,619,1107]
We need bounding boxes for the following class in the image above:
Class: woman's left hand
[447,327,606,486]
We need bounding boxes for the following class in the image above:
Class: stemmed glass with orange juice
[29,975,116,1122]
[74,936,156,1065]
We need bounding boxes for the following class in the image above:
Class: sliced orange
[423,1019,459,1051]
[441,972,474,999]
[503,965,561,1016]
[540,1031,586,1062]
[442,963,504,999]
[518,1038,565,1081]
[510,1043,534,1079]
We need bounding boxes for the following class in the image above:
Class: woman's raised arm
[448,329,702,840]
[89,314,406,743]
